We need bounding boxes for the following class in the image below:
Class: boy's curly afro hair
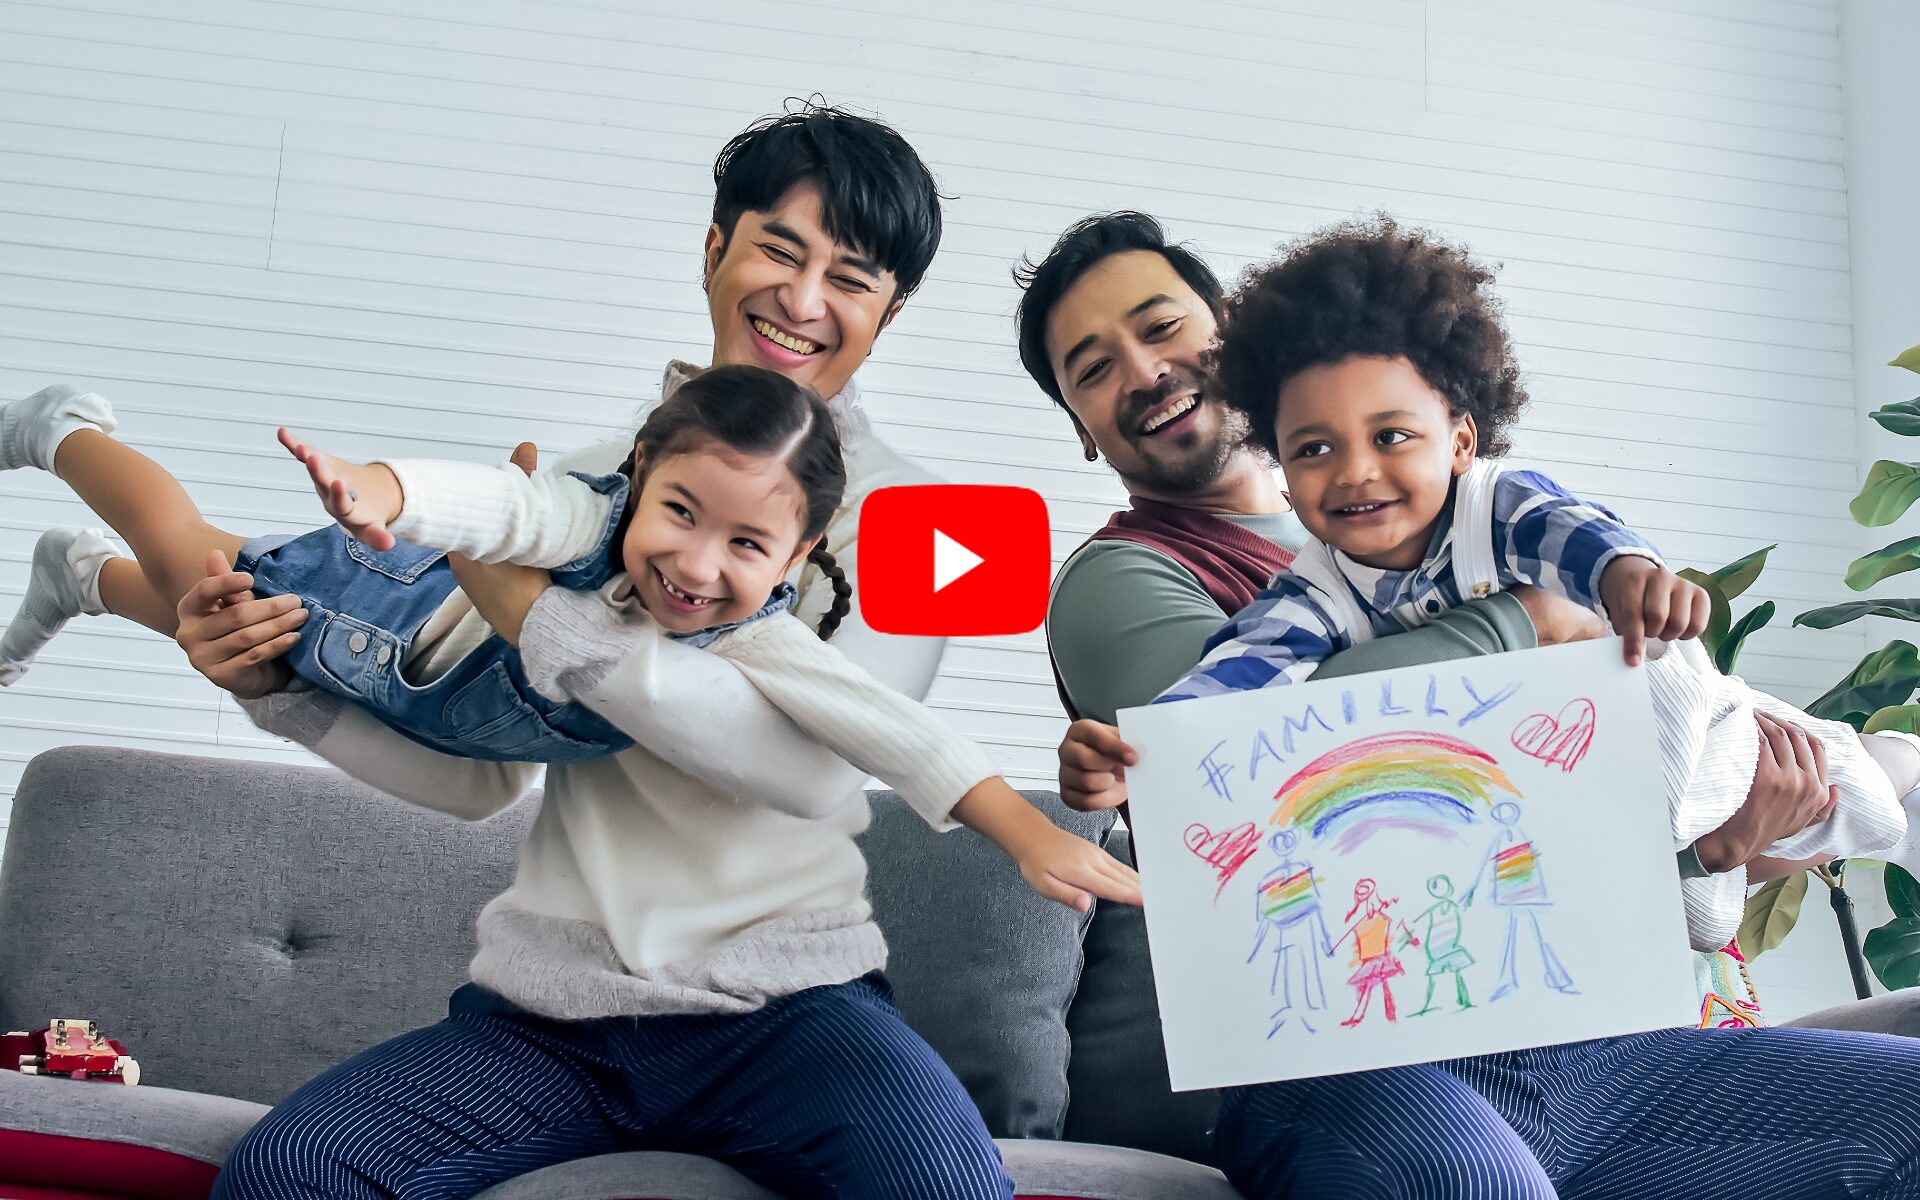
[1211,216,1528,460]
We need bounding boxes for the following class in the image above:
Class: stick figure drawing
[1466,800,1577,1000]
[1408,874,1476,1016]
[1333,879,1418,1028]
[1248,830,1334,1035]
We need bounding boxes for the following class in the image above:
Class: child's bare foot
[0,384,117,474]
[276,429,405,550]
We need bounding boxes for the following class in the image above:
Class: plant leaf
[1864,704,1920,736]
[1805,641,1920,728]
[1847,537,1920,591]
[1853,461,1920,527]
[1895,344,1920,375]
[1871,398,1920,437]
[1714,601,1774,675]
[1709,545,1775,602]
[1889,866,1920,920]
[1679,568,1732,661]
[1738,872,1809,960]
[1795,599,1920,629]
[1864,916,1920,990]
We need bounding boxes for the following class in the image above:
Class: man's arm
[1310,590,1539,679]
[1050,544,1546,723]
[238,687,540,821]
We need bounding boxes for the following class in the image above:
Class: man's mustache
[1121,372,1207,433]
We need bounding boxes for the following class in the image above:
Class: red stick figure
[1333,879,1418,1028]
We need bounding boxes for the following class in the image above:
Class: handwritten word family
[1193,672,1524,805]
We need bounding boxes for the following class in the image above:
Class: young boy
[1061,218,1920,919]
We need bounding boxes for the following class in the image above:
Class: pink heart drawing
[1511,699,1596,772]
[1184,821,1262,900]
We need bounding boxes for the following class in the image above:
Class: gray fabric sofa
[0,746,1237,1200]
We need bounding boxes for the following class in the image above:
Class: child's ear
[786,535,823,574]
[1451,413,1478,475]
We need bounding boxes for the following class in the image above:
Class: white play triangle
[932,528,984,593]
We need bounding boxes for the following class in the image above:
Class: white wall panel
[0,0,1880,1013]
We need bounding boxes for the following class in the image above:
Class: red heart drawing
[1184,821,1262,900]
[1510,699,1596,772]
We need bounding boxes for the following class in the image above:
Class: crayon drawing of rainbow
[1268,732,1521,854]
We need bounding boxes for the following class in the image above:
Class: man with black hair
[181,104,1022,1200]
[1020,212,1920,1200]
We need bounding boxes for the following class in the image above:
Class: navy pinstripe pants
[1217,1025,1920,1199]
[211,975,1012,1200]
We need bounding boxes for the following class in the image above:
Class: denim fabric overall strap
[1451,459,1505,603]
[1287,539,1379,647]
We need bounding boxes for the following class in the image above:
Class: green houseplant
[1708,343,1920,994]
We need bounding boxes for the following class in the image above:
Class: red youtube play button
[858,485,1051,637]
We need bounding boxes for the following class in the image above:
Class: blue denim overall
[237,469,794,763]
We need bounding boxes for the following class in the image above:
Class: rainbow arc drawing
[1269,732,1521,853]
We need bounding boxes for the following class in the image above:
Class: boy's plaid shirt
[1158,469,1661,703]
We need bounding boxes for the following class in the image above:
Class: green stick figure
[1407,873,1476,1016]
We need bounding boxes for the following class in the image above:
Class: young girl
[2,367,1137,901]
[2,366,1142,1196]
[1060,218,1920,939]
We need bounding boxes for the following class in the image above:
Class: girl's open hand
[277,428,404,551]
[1598,557,1710,666]
[1018,827,1143,912]
[1058,718,1137,812]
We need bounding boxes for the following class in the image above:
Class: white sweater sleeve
[237,687,539,821]
[720,616,998,830]
[382,459,615,569]
[518,584,874,820]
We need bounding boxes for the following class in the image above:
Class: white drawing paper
[1118,640,1698,1090]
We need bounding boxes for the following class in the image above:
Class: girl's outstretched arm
[950,775,1143,912]
[278,428,613,569]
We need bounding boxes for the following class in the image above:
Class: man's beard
[1121,402,1254,495]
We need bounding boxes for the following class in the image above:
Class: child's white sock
[0,528,121,685]
[0,383,117,474]
[1871,730,1920,869]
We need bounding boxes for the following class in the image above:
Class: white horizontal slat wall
[0,1,1869,1010]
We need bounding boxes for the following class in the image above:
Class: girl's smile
[622,445,813,634]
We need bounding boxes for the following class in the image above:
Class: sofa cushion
[472,1151,781,1200]
[1000,1139,1240,1199]
[467,1142,1238,1200]
[0,1067,267,1195]
[0,747,534,1106]
[860,790,1116,1140]
[1784,990,1920,1037]
[1063,830,1221,1165]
